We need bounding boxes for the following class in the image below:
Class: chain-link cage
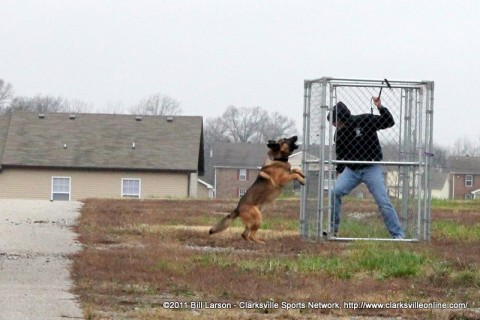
[300,77,434,242]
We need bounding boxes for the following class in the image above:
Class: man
[327,97,405,239]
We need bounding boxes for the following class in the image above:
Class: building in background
[0,113,204,201]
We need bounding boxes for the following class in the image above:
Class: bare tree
[450,136,480,156]
[259,111,297,142]
[63,99,90,113]
[219,106,269,143]
[6,94,88,114]
[130,93,182,116]
[204,117,228,141]
[431,143,449,170]
[0,79,14,111]
[204,105,298,145]
[4,94,88,115]
[203,117,230,153]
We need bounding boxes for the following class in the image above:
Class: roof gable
[1,113,204,173]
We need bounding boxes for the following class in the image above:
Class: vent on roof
[69,114,76,120]
[132,142,136,149]
[63,144,67,149]
[166,116,174,122]
[39,114,46,119]
[135,115,142,121]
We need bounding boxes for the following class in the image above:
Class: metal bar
[400,88,413,232]
[316,79,328,241]
[328,237,419,242]
[307,77,431,87]
[304,160,425,166]
[331,83,425,90]
[320,78,428,85]
[416,88,424,240]
[300,81,310,239]
[424,82,435,240]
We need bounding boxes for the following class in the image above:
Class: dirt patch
[72,198,480,320]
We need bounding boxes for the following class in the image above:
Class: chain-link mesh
[301,78,434,242]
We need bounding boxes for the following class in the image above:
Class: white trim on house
[198,178,214,199]
[198,179,214,189]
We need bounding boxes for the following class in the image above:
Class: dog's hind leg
[239,205,254,242]
[248,206,265,244]
[239,205,265,244]
[241,227,251,242]
[249,227,265,244]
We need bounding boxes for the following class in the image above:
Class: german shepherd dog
[209,136,305,244]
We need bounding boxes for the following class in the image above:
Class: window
[122,178,141,198]
[239,188,246,197]
[465,175,473,187]
[52,177,71,201]
[239,169,247,181]
[465,193,473,200]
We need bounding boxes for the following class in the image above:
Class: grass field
[72,198,480,319]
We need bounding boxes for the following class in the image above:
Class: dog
[209,136,305,244]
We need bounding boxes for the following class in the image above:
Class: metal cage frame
[300,77,434,242]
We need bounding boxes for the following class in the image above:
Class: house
[203,142,267,199]
[0,112,204,201]
[203,142,331,199]
[448,156,480,200]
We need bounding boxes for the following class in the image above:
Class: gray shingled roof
[1,113,204,173]
[430,172,448,190]
[211,142,269,168]
[201,142,269,185]
[448,156,480,174]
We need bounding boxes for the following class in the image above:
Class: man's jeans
[330,164,405,238]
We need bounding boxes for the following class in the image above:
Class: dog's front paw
[292,168,305,178]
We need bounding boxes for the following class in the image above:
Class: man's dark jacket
[335,107,395,173]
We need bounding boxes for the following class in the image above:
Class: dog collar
[274,157,289,162]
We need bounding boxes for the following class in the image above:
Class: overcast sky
[1,0,479,147]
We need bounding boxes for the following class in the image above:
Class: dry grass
[72,198,480,319]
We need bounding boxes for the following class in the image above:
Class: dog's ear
[267,141,280,151]
[289,136,298,143]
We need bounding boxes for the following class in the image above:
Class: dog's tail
[209,209,240,235]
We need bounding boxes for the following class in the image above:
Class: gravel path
[0,199,83,319]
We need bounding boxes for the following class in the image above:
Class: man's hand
[372,96,382,109]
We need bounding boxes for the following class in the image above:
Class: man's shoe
[323,230,338,237]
